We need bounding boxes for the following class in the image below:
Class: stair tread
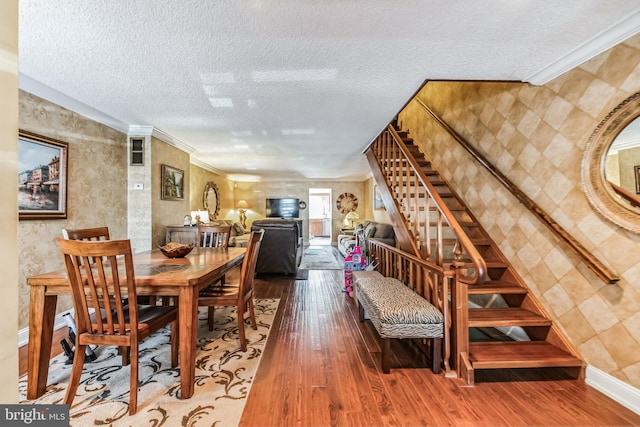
[469,308,552,327]
[469,341,584,369]
[467,282,528,295]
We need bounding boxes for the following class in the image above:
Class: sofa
[337,220,395,257]
[251,218,303,275]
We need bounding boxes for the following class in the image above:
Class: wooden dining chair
[55,237,179,415]
[198,229,264,349]
[197,224,231,248]
[61,226,110,241]
[197,224,233,313]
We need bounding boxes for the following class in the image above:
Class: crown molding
[18,73,130,133]
[190,156,228,176]
[526,9,640,85]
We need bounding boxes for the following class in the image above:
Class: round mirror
[582,91,640,232]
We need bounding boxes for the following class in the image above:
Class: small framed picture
[162,164,185,200]
[635,165,640,194]
[374,185,385,210]
[18,130,68,220]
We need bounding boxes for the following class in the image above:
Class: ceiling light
[208,97,233,108]
[281,129,315,135]
[251,68,338,82]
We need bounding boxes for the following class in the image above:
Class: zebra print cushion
[356,277,444,339]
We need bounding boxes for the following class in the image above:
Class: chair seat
[199,284,240,298]
[88,305,178,338]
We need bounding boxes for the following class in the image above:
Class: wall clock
[336,192,358,214]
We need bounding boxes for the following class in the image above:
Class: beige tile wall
[398,35,640,389]
[233,180,366,242]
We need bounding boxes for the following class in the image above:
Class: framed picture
[162,164,185,201]
[18,130,68,220]
[374,185,385,210]
[636,165,640,194]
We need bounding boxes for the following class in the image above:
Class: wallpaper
[398,34,640,389]
[18,91,128,330]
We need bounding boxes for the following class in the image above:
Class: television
[266,198,300,218]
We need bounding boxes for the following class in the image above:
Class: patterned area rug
[298,246,344,270]
[19,299,279,426]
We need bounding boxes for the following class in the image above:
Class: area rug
[298,245,344,270]
[18,299,279,426]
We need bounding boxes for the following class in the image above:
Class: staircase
[365,124,584,384]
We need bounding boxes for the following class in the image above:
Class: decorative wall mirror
[203,181,220,220]
[582,91,640,233]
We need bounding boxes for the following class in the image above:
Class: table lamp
[236,200,249,229]
[345,211,359,228]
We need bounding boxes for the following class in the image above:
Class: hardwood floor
[241,269,640,427]
[20,268,640,426]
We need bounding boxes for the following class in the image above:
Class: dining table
[26,245,246,400]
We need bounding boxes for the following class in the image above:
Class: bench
[354,275,444,374]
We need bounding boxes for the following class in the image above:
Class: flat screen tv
[266,198,300,218]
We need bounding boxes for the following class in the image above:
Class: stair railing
[363,238,454,376]
[369,125,487,286]
[610,181,640,208]
[415,97,619,285]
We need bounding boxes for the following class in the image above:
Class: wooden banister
[415,97,619,284]
[610,181,640,208]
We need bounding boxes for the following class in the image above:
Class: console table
[166,225,198,244]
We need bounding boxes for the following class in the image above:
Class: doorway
[308,188,332,246]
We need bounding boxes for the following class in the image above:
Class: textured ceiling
[18,1,640,181]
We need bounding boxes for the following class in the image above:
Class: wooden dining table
[26,245,246,400]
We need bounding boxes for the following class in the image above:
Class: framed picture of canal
[18,130,68,220]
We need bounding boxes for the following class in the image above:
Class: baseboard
[586,365,640,415]
[18,308,74,348]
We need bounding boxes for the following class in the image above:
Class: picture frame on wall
[374,185,385,210]
[18,130,68,220]
[162,164,185,201]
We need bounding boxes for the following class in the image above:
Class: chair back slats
[62,227,110,241]
[238,229,264,302]
[198,225,231,248]
[56,238,137,339]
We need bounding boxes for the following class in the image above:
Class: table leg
[27,287,57,399]
[178,286,198,399]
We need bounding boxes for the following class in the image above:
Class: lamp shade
[236,200,249,209]
[345,211,359,221]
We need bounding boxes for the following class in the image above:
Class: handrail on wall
[415,97,619,284]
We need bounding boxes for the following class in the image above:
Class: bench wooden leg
[381,338,391,374]
[358,301,365,322]
[431,338,442,374]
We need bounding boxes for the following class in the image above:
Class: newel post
[449,242,474,383]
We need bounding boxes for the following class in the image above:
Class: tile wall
[398,34,640,389]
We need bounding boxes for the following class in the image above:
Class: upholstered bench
[355,276,444,374]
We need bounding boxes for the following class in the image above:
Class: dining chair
[61,226,110,241]
[198,229,264,349]
[55,237,179,415]
[197,224,232,319]
[197,224,231,248]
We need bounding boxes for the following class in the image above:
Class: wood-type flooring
[19,267,640,426]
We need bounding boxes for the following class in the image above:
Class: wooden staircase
[365,124,584,384]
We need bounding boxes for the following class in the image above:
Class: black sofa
[251,218,303,275]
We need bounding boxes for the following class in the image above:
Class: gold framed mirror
[582,91,640,232]
[203,181,220,220]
